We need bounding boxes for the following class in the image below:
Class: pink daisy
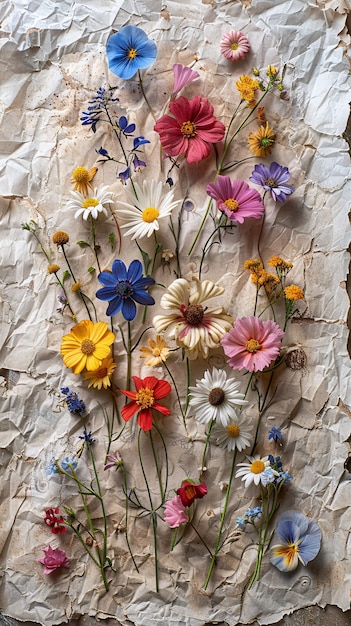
[206,176,264,224]
[221,316,285,372]
[172,63,199,96]
[164,495,189,528]
[154,95,226,164]
[220,30,250,62]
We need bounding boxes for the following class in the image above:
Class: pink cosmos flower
[221,316,285,372]
[176,480,208,507]
[38,545,70,574]
[104,450,123,471]
[154,95,226,164]
[172,63,199,96]
[206,176,264,224]
[220,30,250,62]
[164,495,189,528]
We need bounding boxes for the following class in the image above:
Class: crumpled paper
[1,0,351,624]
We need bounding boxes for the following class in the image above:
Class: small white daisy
[211,415,253,452]
[68,186,113,220]
[116,179,181,240]
[188,367,248,427]
[235,455,275,488]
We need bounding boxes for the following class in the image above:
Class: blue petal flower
[270,510,322,572]
[268,426,282,442]
[119,166,131,183]
[106,25,157,80]
[96,259,155,321]
[133,136,150,149]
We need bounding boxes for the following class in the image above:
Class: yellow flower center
[183,304,204,325]
[274,543,299,566]
[72,167,90,183]
[208,387,225,406]
[82,198,99,208]
[181,121,197,137]
[231,42,239,50]
[128,48,137,59]
[142,207,159,223]
[250,460,265,474]
[227,423,241,438]
[224,198,239,212]
[81,339,95,355]
[246,339,262,353]
[135,387,155,409]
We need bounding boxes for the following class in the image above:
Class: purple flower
[118,166,131,183]
[250,162,294,202]
[104,450,123,470]
[172,63,199,96]
[79,428,95,444]
[132,155,146,171]
[206,176,265,224]
[133,136,150,149]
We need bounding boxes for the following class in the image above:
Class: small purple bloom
[250,162,294,202]
[206,176,265,224]
[61,387,85,416]
[97,146,109,157]
[79,428,95,444]
[119,166,131,183]
[132,155,146,171]
[104,450,123,470]
[268,426,283,443]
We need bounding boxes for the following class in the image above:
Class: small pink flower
[164,495,189,528]
[38,545,70,575]
[104,450,123,471]
[172,63,199,96]
[206,176,264,224]
[154,95,226,164]
[220,30,250,62]
[221,316,284,372]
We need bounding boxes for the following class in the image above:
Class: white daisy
[188,367,248,426]
[235,455,273,488]
[68,186,113,220]
[211,415,253,452]
[116,179,181,239]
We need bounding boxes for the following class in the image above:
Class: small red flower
[120,375,172,431]
[43,507,67,535]
[176,480,208,507]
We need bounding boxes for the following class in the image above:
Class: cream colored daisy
[116,179,181,239]
[235,455,275,488]
[153,277,233,360]
[211,415,253,452]
[68,186,113,220]
[140,335,170,366]
[188,367,247,426]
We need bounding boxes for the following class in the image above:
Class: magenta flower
[154,95,226,164]
[221,316,284,372]
[38,545,70,575]
[220,30,250,62]
[164,495,189,528]
[206,176,265,224]
[172,63,199,96]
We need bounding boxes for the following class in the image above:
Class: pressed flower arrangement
[19,14,325,604]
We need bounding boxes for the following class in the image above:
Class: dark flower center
[183,304,204,325]
[81,339,95,355]
[181,121,197,137]
[265,177,277,188]
[116,281,134,298]
[208,387,225,406]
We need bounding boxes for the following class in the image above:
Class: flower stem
[61,244,93,321]
[203,449,238,589]
[163,361,188,434]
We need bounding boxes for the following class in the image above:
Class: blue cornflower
[79,428,95,444]
[118,116,136,135]
[118,166,131,183]
[268,426,283,443]
[166,177,174,187]
[270,510,322,572]
[61,456,78,472]
[61,387,85,416]
[249,162,294,202]
[96,259,155,321]
[106,26,157,80]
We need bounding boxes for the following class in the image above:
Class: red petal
[131,376,144,391]
[154,379,172,399]
[138,409,153,431]
[153,402,171,416]
[119,389,137,400]
[121,401,139,422]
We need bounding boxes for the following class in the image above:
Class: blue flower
[61,456,78,472]
[106,25,157,80]
[249,162,294,202]
[261,467,277,486]
[79,428,95,444]
[270,510,322,572]
[80,86,119,132]
[61,387,85,416]
[118,166,131,183]
[96,259,155,321]
[236,516,247,530]
[277,471,293,484]
[96,146,109,157]
[45,458,58,476]
[133,136,150,149]
[268,426,283,443]
[118,116,136,135]
[132,155,146,171]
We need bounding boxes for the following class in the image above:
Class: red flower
[120,376,171,431]
[176,480,208,506]
[154,95,226,164]
[43,507,67,535]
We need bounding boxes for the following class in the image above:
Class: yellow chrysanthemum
[244,258,263,272]
[236,75,260,106]
[268,256,292,269]
[140,335,170,367]
[248,122,275,157]
[83,357,116,389]
[61,320,115,374]
[70,166,98,197]
[284,285,305,302]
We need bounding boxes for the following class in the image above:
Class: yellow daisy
[140,335,170,366]
[70,166,98,197]
[61,320,115,374]
[83,357,116,389]
[248,122,275,157]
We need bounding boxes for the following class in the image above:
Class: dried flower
[172,63,200,96]
[83,357,116,389]
[164,495,189,528]
[284,285,305,301]
[270,510,322,572]
[140,335,170,366]
[222,316,284,372]
[38,545,70,574]
[106,25,157,80]
[43,508,67,535]
[248,122,275,157]
[207,176,265,224]
[176,479,208,506]
[52,231,69,246]
[60,320,115,374]
[120,375,171,431]
[48,263,60,274]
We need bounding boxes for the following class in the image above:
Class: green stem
[61,244,92,321]
[126,321,132,394]
[121,464,139,572]
[90,215,102,273]
[203,449,238,589]
[53,272,77,320]
[149,429,164,502]
[138,70,156,122]
[200,419,215,476]
[138,429,159,591]
[163,361,188,434]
